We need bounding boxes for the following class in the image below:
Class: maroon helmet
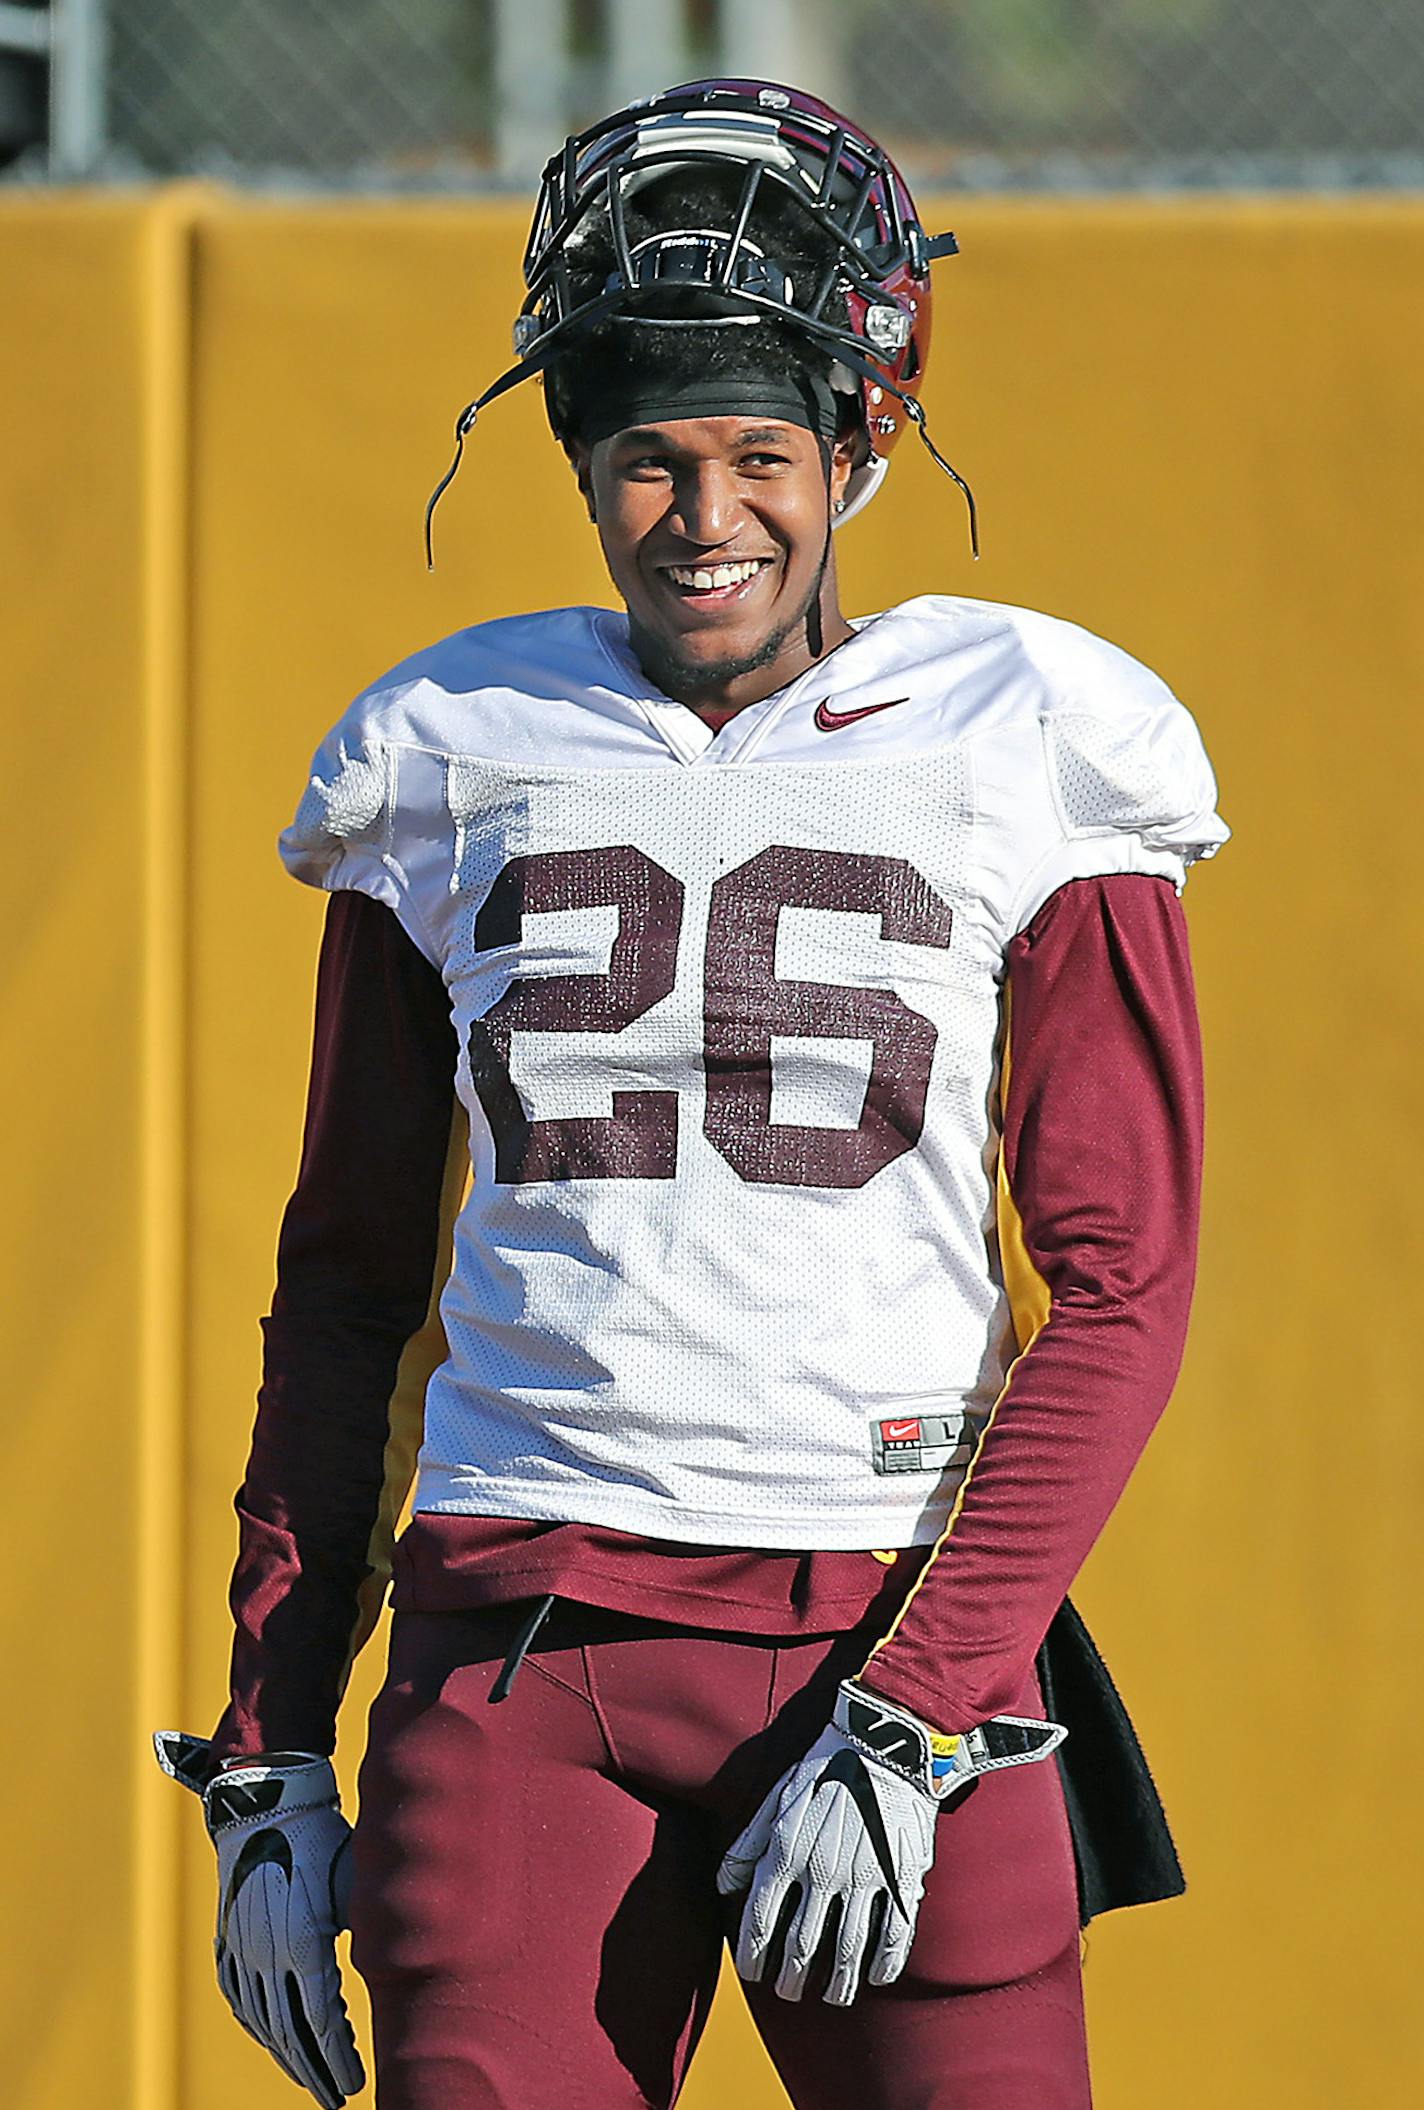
[426,79,975,560]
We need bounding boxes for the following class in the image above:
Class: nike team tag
[871,1413,976,1475]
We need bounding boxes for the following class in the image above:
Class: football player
[157,79,1227,2110]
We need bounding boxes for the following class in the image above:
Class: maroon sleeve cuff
[210,891,461,1758]
[860,874,1205,1733]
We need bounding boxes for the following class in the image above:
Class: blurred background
[4,0,1424,187]
[3,6,1423,2110]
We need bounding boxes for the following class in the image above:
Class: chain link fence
[109,0,492,182]
[855,0,1424,187]
[4,0,1423,185]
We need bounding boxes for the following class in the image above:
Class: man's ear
[563,437,597,522]
[829,430,860,512]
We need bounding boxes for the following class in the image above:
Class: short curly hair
[544,167,854,445]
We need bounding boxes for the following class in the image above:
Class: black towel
[1036,1598,1187,1924]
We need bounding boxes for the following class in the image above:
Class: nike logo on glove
[220,1828,294,1943]
[813,696,909,733]
[818,1748,908,1917]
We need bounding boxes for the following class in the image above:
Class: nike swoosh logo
[884,1421,920,1440]
[819,1749,907,1918]
[219,1828,293,1944]
[813,695,909,733]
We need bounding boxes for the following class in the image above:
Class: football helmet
[427,79,976,558]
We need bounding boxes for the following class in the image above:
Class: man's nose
[670,462,741,545]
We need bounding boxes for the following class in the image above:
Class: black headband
[569,369,843,448]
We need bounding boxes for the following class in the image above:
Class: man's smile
[655,553,779,613]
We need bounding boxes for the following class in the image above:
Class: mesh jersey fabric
[279,596,1226,1550]
[215,871,1205,1770]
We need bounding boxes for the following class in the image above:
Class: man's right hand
[154,1732,366,2109]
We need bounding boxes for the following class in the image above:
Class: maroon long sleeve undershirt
[211,893,460,1757]
[213,873,1202,1758]
[860,874,1204,1729]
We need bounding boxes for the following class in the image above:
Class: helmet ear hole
[840,411,872,467]
[833,452,891,529]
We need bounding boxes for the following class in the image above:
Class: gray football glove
[154,1732,365,2109]
[717,1680,1066,2006]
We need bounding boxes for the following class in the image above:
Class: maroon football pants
[350,1602,1090,2110]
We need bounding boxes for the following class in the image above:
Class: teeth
[669,559,766,590]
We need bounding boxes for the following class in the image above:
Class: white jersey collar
[590,606,895,766]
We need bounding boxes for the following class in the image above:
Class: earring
[833,498,847,515]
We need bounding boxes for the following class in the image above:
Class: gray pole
[607,0,687,111]
[494,0,567,183]
[719,0,842,105]
[50,0,108,176]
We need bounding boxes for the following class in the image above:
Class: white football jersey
[281,596,1227,1548]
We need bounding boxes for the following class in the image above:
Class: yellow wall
[3,192,1422,2110]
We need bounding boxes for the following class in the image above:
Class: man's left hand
[717,1681,1065,2006]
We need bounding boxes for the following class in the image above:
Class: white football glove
[717,1680,1066,2006]
[154,1731,365,2109]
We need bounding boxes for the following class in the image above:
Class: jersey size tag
[871,1413,976,1475]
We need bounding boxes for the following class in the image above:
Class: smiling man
[577,410,855,710]
[157,80,1228,2110]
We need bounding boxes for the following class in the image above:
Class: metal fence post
[495,0,567,183]
[50,0,108,175]
[607,0,688,111]
[718,0,843,106]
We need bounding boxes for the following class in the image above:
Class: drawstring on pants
[489,1594,557,1704]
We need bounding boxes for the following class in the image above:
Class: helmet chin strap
[423,299,981,569]
[806,588,825,661]
[805,433,839,662]
[901,394,980,559]
[424,398,483,570]
[809,337,979,558]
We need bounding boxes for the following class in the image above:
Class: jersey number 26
[467,844,953,1191]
